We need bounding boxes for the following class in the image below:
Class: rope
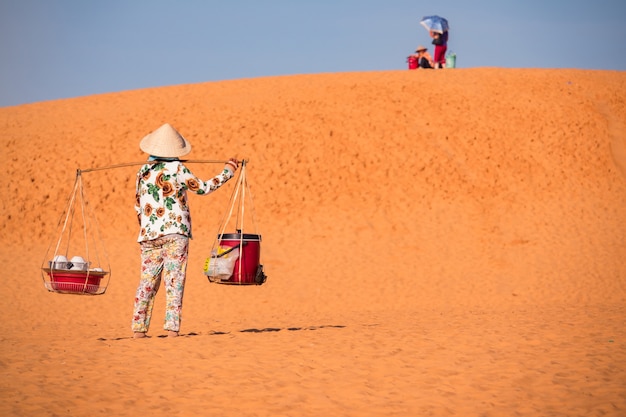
[244,164,260,237]
[235,165,246,280]
[81,169,112,276]
[55,174,81,259]
[41,172,78,275]
[78,159,230,173]
[216,162,244,239]
[212,161,260,283]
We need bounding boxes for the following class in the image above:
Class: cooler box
[216,233,262,285]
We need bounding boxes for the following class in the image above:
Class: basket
[42,268,109,295]
[41,171,111,295]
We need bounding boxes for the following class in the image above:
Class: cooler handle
[212,241,248,258]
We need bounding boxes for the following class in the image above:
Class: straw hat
[139,123,192,158]
[416,45,427,52]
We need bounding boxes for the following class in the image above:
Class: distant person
[131,123,239,339]
[430,30,449,68]
[408,46,434,69]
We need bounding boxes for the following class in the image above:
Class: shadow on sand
[97,324,347,341]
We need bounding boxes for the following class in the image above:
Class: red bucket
[218,233,262,285]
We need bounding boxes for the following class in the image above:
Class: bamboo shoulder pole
[78,159,232,174]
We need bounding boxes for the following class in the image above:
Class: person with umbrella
[430,29,449,68]
[420,15,449,68]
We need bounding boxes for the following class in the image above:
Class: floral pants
[131,234,189,333]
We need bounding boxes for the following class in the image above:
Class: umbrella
[420,15,449,34]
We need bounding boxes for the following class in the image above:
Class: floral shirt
[135,160,234,242]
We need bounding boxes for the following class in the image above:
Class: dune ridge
[1,68,625,416]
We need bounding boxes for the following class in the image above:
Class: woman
[412,45,434,69]
[131,123,239,338]
[430,30,449,68]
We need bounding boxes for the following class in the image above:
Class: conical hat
[139,123,191,158]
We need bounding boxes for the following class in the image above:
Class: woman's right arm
[178,159,239,195]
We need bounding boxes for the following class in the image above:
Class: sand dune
[1,68,625,416]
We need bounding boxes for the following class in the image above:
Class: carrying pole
[78,159,230,174]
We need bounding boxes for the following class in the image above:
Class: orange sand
[1,68,626,416]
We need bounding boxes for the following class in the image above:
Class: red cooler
[218,233,262,284]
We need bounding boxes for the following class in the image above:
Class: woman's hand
[225,157,240,173]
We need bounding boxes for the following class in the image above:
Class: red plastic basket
[43,269,107,294]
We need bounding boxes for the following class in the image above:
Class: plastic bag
[204,247,239,281]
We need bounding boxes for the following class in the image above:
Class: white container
[49,255,69,270]
[69,256,89,271]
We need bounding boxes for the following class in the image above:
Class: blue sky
[1,0,625,107]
